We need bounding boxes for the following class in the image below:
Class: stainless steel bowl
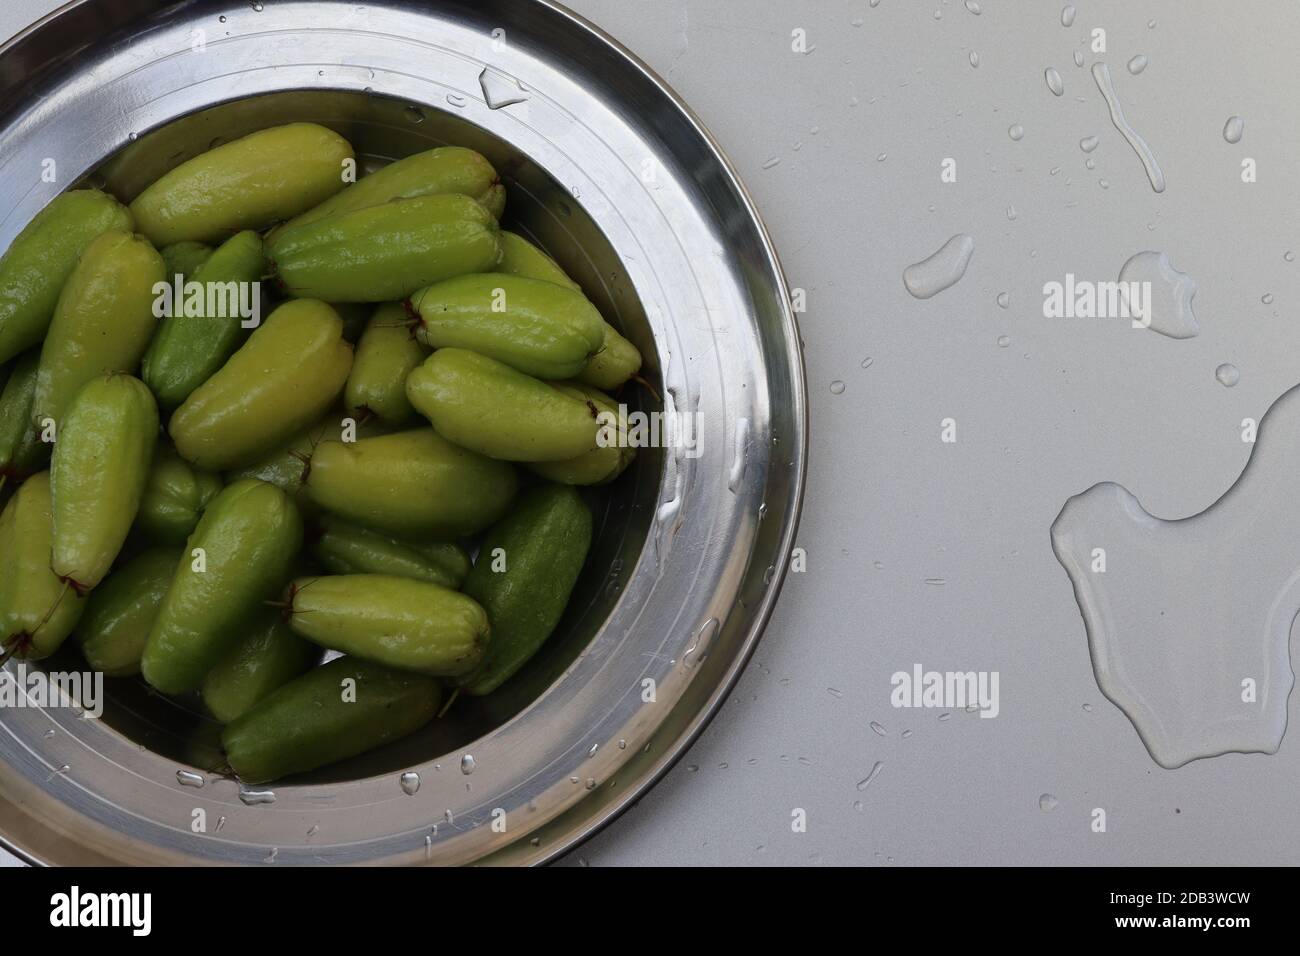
[0,0,806,865]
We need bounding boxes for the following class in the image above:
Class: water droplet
[1061,5,1076,27]
[1073,50,1085,68]
[1223,115,1244,144]
[264,847,278,863]
[1119,250,1198,339]
[1098,178,1110,189]
[618,739,627,750]
[1085,157,1096,169]
[924,577,947,586]
[445,92,468,109]
[855,761,884,790]
[1079,135,1099,152]
[964,0,981,13]
[250,0,263,11]
[1008,124,1025,141]
[239,788,276,806]
[176,770,204,788]
[460,754,476,775]
[1215,363,1240,388]
[968,51,980,68]
[400,771,421,795]
[997,335,1011,348]
[1039,793,1059,811]
[403,105,425,124]
[996,291,1011,309]
[727,417,750,492]
[903,233,975,299]
[1262,293,1275,305]
[1044,68,1064,97]
[901,729,914,738]
[219,15,227,23]
[683,618,720,669]
[1082,702,1093,713]
[479,66,529,109]
[1092,63,1165,192]
[1127,54,1149,75]
[215,815,226,832]
[1286,251,1295,263]
[876,152,888,162]
[762,157,781,170]
[869,721,888,736]
[829,380,846,395]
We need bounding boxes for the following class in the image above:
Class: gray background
[4,0,1299,866]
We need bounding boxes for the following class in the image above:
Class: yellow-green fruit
[135,441,223,543]
[344,304,427,424]
[575,322,642,390]
[76,546,180,677]
[31,231,165,430]
[141,479,303,694]
[406,348,599,462]
[495,231,581,290]
[287,574,489,677]
[529,383,635,485]
[0,473,86,660]
[0,189,134,365]
[0,349,48,481]
[159,241,213,283]
[275,146,503,234]
[222,657,441,784]
[201,610,319,723]
[129,123,355,245]
[312,514,470,588]
[410,273,604,380]
[267,193,501,303]
[169,299,353,470]
[50,375,159,590]
[304,427,518,539]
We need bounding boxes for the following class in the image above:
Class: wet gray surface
[4,0,1300,866]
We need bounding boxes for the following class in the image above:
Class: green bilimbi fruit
[575,323,642,391]
[405,348,599,462]
[50,375,159,591]
[286,574,488,677]
[495,231,582,290]
[457,484,592,696]
[76,546,180,677]
[0,349,49,482]
[312,514,470,588]
[529,383,635,486]
[30,231,165,430]
[410,273,604,380]
[494,231,643,390]
[169,299,353,470]
[305,428,518,539]
[0,473,86,660]
[159,241,213,283]
[142,230,265,409]
[135,442,223,543]
[129,123,355,245]
[222,657,441,784]
[267,193,501,303]
[344,304,428,424]
[141,479,303,694]
[275,146,504,234]
[0,189,134,365]
[201,610,319,723]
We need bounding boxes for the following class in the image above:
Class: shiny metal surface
[0,0,805,864]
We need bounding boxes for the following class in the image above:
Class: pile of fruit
[0,122,643,783]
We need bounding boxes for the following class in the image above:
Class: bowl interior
[50,88,662,782]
